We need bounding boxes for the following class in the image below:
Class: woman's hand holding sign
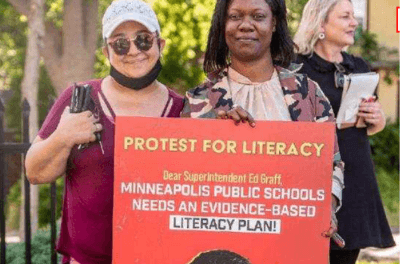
[217,105,256,128]
[323,195,345,248]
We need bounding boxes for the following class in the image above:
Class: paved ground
[358,231,400,263]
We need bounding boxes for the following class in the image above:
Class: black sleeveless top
[295,52,395,250]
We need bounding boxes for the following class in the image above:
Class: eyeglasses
[107,32,156,55]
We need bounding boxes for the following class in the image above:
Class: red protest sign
[397,7,400,33]
[113,117,335,264]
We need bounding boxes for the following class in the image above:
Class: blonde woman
[294,0,395,263]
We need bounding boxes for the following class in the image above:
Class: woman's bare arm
[25,107,102,184]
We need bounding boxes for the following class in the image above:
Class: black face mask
[110,59,162,90]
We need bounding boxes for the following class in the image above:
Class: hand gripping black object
[70,83,104,154]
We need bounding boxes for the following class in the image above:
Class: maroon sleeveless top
[38,79,183,264]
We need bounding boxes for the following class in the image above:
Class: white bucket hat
[102,0,161,39]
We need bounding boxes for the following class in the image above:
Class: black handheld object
[70,83,93,113]
[70,83,103,151]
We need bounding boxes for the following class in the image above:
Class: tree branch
[63,0,84,57]
[83,0,99,54]
[41,21,63,94]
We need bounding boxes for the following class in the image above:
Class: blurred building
[353,0,399,123]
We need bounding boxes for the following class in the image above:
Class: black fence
[0,98,57,264]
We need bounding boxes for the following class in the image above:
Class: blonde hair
[294,0,351,55]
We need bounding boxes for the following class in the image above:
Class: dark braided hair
[203,0,295,74]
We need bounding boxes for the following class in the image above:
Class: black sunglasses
[108,32,156,55]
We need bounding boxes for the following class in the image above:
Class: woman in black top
[293,0,395,263]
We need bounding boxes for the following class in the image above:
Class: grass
[375,168,399,228]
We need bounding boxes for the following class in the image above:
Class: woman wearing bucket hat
[25,1,183,263]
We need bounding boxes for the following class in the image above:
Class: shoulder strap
[83,79,117,119]
[160,93,172,117]
[98,88,117,119]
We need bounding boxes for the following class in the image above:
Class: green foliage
[369,122,399,173]
[352,30,380,63]
[152,0,215,94]
[45,0,63,28]
[5,65,56,138]
[38,178,64,228]
[350,27,398,85]
[286,0,309,35]
[94,46,110,79]
[369,122,399,227]
[0,1,27,133]
[0,0,56,134]
[6,179,22,211]
[94,0,113,78]
[6,178,64,229]
[37,65,57,126]
[6,225,61,264]
[375,168,399,227]
[5,180,21,230]
[383,73,393,85]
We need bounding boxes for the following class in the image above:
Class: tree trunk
[18,0,45,238]
[7,0,99,239]
[7,0,99,96]
[41,0,99,95]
